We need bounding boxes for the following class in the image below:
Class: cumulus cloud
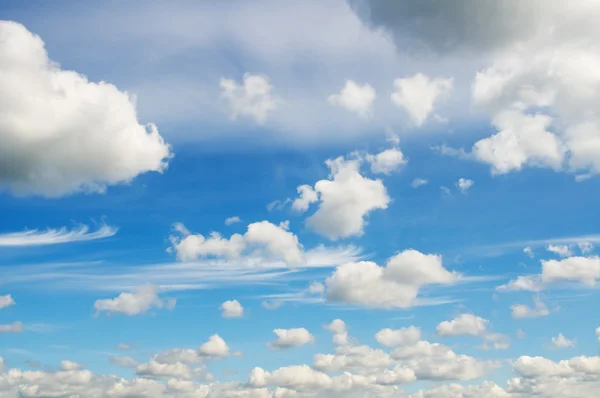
[547,244,572,257]
[511,296,550,319]
[220,300,244,318]
[0,295,15,309]
[325,249,458,308]
[596,327,600,341]
[268,328,315,349]
[94,284,176,316]
[456,178,473,193]
[436,314,488,337]
[390,73,453,126]
[198,334,231,358]
[551,333,576,349]
[220,73,279,124]
[292,185,319,212]
[328,80,376,118]
[225,216,241,226]
[365,147,407,175]
[169,220,304,266]
[325,319,350,346]
[0,21,171,197]
[375,326,421,347]
[301,155,389,240]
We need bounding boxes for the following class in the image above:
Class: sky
[1,0,600,397]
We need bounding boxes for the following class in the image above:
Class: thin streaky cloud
[0,224,117,246]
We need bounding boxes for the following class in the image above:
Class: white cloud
[578,241,594,254]
[292,185,318,212]
[325,319,350,346]
[328,80,376,118]
[0,21,171,197]
[225,216,241,226]
[411,178,428,188]
[198,334,231,358]
[511,296,550,319]
[0,321,23,333]
[109,356,138,368]
[472,110,566,174]
[94,284,175,316]
[325,249,458,308]
[220,73,279,124]
[136,359,193,379]
[541,256,600,286]
[0,223,117,246]
[524,246,534,258]
[375,326,421,347]
[303,156,389,240]
[551,333,576,349]
[169,220,303,266]
[60,360,83,371]
[596,327,600,341]
[391,73,453,126]
[0,295,15,309]
[547,244,572,257]
[268,328,315,349]
[366,147,407,175]
[436,314,488,337]
[220,300,244,318]
[455,178,473,194]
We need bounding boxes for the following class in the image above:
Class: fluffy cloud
[436,314,488,337]
[169,220,303,266]
[325,249,458,308]
[292,185,318,212]
[0,21,171,197]
[325,319,350,346]
[220,73,279,123]
[136,360,194,379]
[547,244,572,257]
[456,178,473,193]
[301,156,390,240]
[511,296,550,319]
[596,327,600,341]
[551,333,576,349]
[375,326,421,347]
[328,80,376,118]
[0,294,15,309]
[220,300,244,318]
[365,148,407,175]
[390,73,453,126]
[268,328,315,349]
[94,284,176,316]
[198,334,231,358]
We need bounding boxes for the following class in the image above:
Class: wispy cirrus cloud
[0,223,117,247]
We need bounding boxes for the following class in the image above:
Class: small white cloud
[116,343,132,351]
[456,178,474,193]
[198,334,231,358]
[0,295,15,309]
[440,186,452,196]
[375,326,421,347]
[524,247,534,258]
[328,80,376,118]
[220,300,244,318]
[550,333,576,349]
[268,328,315,349]
[366,148,407,175]
[436,314,488,337]
[325,319,350,346]
[411,178,428,188]
[292,185,318,212]
[511,296,550,319]
[391,73,453,126]
[109,355,138,368]
[60,360,83,371]
[220,73,279,124]
[578,241,594,254]
[94,285,175,316]
[224,216,241,226]
[261,301,283,310]
[596,327,600,341]
[547,244,572,257]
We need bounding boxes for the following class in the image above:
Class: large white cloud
[300,155,390,240]
[325,249,458,308]
[0,21,171,197]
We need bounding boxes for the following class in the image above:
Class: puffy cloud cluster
[325,249,458,308]
[94,284,176,316]
[169,220,304,266]
[268,328,315,349]
[0,21,171,197]
[220,300,244,318]
[328,80,376,119]
[220,73,280,124]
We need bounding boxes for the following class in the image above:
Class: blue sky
[1,1,600,397]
